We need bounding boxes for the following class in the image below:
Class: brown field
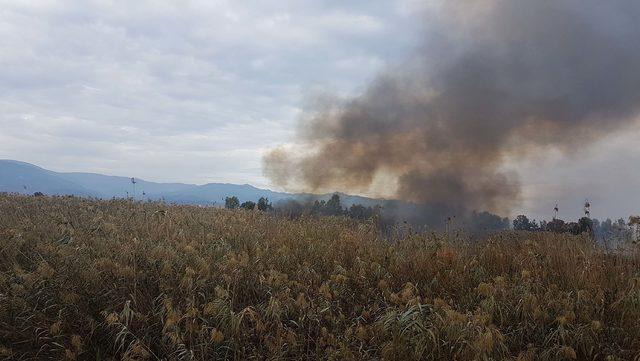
[1,194,639,360]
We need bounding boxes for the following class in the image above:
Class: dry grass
[0,194,639,360]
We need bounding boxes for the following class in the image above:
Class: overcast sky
[1,0,638,220]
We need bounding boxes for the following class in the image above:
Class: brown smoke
[264,0,640,218]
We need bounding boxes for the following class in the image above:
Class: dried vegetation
[0,194,639,360]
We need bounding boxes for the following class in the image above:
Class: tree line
[224,193,382,221]
[223,193,638,243]
[512,214,638,243]
[224,196,273,211]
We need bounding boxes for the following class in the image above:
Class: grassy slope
[0,194,639,360]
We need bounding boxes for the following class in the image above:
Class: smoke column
[264,0,640,219]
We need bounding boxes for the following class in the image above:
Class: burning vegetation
[264,0,640,225]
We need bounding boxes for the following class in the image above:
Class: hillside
[0,160,95,196]
[1,194,639,359]
[0,160,385,207]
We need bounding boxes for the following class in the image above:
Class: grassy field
[0,194,639,360]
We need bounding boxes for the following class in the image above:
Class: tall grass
[0,194,639,360]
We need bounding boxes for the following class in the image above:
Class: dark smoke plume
[264,0,640,220]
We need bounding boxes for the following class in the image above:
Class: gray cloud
[264,0,640,221]
[0,0,419,186]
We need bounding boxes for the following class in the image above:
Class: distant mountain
[0,159,388,207]
[58,172,197,199]
[0,159,517,230]
[158,183,292,206]
[0,160,95,196]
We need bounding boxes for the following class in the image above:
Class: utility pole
[584,199,591,218]
[131,177,137,200]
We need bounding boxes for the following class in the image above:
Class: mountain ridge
[0,159,387,207]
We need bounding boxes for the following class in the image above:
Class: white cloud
[0,0,420,185]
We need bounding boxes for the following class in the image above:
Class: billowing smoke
[264,0,640,221]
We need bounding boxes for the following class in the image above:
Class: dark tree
[468,211,510,232]
[348,204,372,220]
[513,215,539,231]
[312,200,325,214]
[324,193,343,216]
[257,197,273,211]
[240,201,256,210]
[566,222,581,235]
[578,217,594,235]
[225,196,239,209]
[545,218,566,233]
[273,199,306,218]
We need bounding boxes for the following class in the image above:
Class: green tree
[578,217,594,235]
[257,197,273,211]
[240,201,256,210]
[545,218,566,233]
[312,200,324,214]
[324,193,343,216]
[225,196,239,209]
[513,215,538,231]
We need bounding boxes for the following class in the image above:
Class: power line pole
[131,177,137,200]
[584,199,591,218]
